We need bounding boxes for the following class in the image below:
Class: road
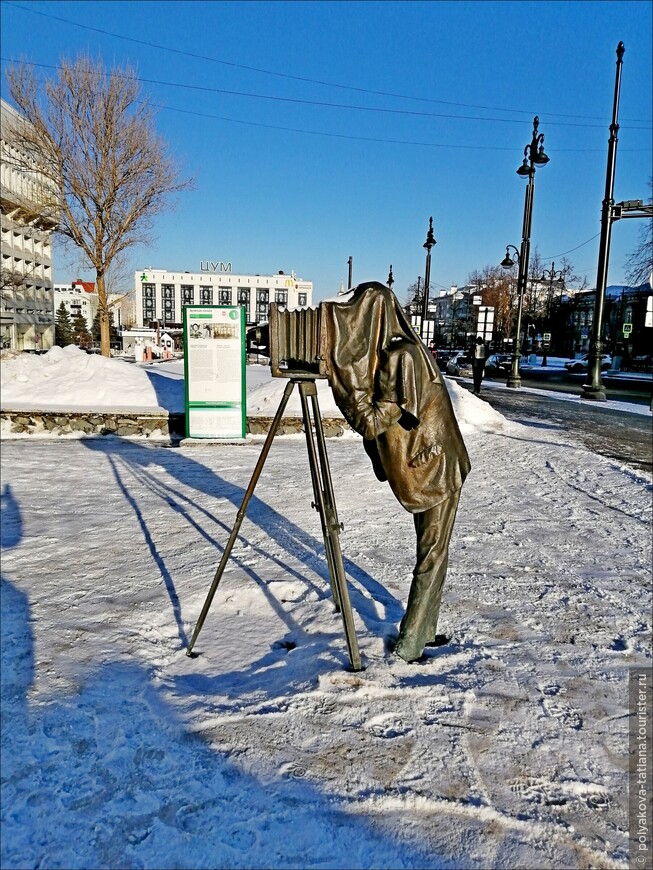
[450,375,653,474]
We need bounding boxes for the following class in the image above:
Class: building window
[142,283,156,321]
[237,287,250,305]
[200,286,213,305]
[256,302,269,321]
[275,289,288,304]
[256,288,269,304]
[298,293,307,306]
[162,284,175,322]
[181,285,194,305]
[219,288,232,305]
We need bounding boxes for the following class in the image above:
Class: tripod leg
[299,382,362,671]
[186,380,295,656]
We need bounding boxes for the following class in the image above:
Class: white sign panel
[183,306,246,439]
[476,306,495,342]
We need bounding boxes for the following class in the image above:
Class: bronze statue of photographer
[321,282,470,663]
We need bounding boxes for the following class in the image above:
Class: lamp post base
[506,376,521,389]
[581,385,607,402]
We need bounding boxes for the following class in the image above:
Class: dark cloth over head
[320,282,471,513]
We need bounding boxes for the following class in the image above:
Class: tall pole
[582,42,625,402]
[508,170,535,387]
[387,265,394,290]
[420,217,436,337]
[347,256,353,290]
[507,116,549,389]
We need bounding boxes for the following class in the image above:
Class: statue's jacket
[321,282,471,513]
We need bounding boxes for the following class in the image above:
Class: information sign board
[476,306,495,342]
[183,306,246,439]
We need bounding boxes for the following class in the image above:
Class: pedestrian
[471,336,487,396]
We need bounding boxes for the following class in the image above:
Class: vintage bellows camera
[269,302,328,379]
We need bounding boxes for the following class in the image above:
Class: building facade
[53,280,99,332]
[561,283,652,365]
[134,266,313,328]
[1,99,56,351]
[108,293,136,330]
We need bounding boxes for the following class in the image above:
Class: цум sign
[200,261,232,273]
[183,306,246,439]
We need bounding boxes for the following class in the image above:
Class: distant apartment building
[1,98,56,351]
[53,280,99,332]
[134,265,313,328]
[108,293,136,330]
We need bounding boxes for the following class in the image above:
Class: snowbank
[1,348,509,439]
[1,346,167,412]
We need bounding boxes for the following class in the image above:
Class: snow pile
[444,378,512,434]
[0,345,167,412]
[246,375,344,418]
[1,350,506,438]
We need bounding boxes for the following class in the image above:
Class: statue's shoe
[393,636,424,663]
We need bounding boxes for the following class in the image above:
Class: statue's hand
[351,398,402,440]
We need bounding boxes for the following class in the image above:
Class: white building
[134,266,313,328]
[53,280,99,332]
[108,293,136,330]
[1,98,56,351]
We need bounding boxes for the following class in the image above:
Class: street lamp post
[502,116,550,388]
[387,265,394,290]
[347,256,353,290]
[540,261,565,363]
[420,217,437,337]
[541,261,565,321]
[501,244,521,367]
[582,42,625,402]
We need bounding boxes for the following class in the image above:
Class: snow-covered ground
[1,347,652,869]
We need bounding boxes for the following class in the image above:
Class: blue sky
[1,0,651,302]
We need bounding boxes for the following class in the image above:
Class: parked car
[434,349,453,367]
[484,353,513,377]
[564,353,612,373]
[446,352,473,378]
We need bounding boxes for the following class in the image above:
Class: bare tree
[1,266,34,294]
[466,265,513,341]
[625,180,653,286]
[5,55,192,356]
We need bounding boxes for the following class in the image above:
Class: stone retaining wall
[1,409,351,439]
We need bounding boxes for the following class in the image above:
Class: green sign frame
[182,305,246,439]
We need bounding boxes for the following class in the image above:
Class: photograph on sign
[183,306,246,439]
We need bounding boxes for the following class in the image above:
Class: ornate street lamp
[503,116,550,388]
[420,217,437,336]
[540,261,565,364]
[501,245,520,270]
[541,261,566,313]
[582,42,625,402]
[500,244,522,365]
[541,261,565,312]
[387,264,394,290]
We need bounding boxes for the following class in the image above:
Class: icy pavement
[2,391,651,867]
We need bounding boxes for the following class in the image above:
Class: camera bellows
[270,303,326,378]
